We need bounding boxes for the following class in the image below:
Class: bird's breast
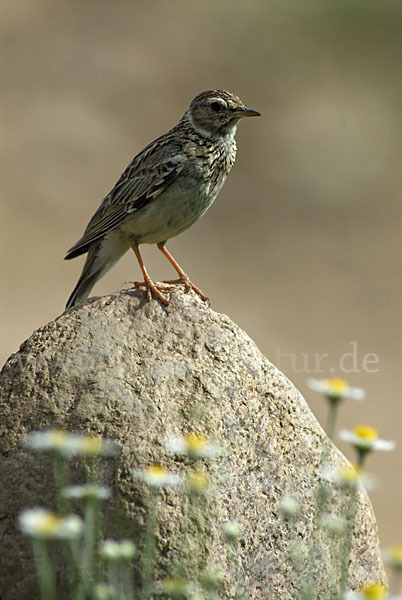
[119,139,236,245]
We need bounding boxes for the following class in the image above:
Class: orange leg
[157,243,209,302]
[129,242,172,305]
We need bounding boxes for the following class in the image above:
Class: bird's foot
[162,276,209,303]
[128,280,173,306]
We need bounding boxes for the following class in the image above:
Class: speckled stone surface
[0,288,385,599]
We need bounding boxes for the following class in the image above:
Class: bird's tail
[66,269,100,309]
[65,236,129,309]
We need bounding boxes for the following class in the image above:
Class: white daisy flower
[25,429,119,457]
[19,508,83,540]
[324,514,346,536]
[186,469,211,494]
[308,378,365,402]
[343,582,389,600]
[160,577,195,597]
[223,520,242,543]
[340,425,395,452]
[165,433,220,458]
[99,539,136,562]
[279,496,299,520]
[323,462,373,491]
[132,465,182,487]
[63,484,111,501]
[360,582,388,599]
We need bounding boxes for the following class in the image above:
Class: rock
[0,288,385,599]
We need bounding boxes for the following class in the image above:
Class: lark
[65,90,260,308]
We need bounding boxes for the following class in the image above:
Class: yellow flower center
[162,578,189,593]
[324,378,348,393]
[338,464,361,483]
[388,544,402,563]
[49,429,69,446]
[36,513,63,534]
[185,433,207,452]
[187,470,210,491]
[146,465,167,477]
[81,435,104,453]
[361,582,387,599]
[353,425,378,441]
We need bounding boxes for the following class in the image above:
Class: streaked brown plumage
[65,90,260,308]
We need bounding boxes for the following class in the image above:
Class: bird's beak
[237,106,261,118]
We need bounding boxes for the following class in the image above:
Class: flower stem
[76,498,98,600]
[325,399,339,441]
[52,454,79,594]
[32,539,56,600]
[107,563,134,600]
[141,488,159,599]
[356,448,369,469]
[53,454,71,516]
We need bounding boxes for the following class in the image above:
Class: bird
[65,89,260,308]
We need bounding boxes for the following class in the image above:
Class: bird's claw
[128,280,173,306]
[162,277,209,303]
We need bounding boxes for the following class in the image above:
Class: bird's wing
[65,137,185,259]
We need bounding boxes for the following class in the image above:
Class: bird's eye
[210,101,223,112]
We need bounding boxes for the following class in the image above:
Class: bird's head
[185,90,260,137]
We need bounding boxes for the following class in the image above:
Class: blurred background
[1,0,401,546]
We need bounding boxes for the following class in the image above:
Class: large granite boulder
[0,288,385,598]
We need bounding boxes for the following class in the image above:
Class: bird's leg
[129,242,172,305]
[157,243,209,302]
